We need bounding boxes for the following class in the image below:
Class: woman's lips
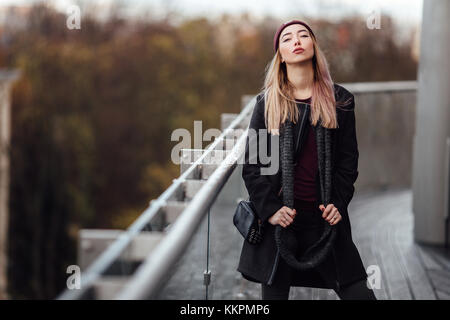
[293,48,304,54]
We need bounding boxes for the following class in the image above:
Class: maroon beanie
[273,19,316,53]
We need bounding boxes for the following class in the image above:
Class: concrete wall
[343,81,417,192]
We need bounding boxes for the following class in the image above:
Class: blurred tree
[0,2,417,299]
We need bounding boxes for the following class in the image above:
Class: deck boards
[155,188,450,300]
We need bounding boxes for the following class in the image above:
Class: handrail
[341,80,417,93]
[57,94,257,300]
[116,126,248,299]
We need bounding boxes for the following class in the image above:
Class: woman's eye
[283,39,290,42]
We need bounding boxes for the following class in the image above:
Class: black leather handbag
[233,197,264,245]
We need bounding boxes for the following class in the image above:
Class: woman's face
[278,24,314,64]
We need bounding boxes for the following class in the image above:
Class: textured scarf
[274,114,337,270]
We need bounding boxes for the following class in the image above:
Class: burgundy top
[293,97,318,210]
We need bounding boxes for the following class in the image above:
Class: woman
[237,20,377,300]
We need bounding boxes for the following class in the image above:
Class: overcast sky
[2,0,423,26]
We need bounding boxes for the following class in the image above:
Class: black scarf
[274,115,337,270]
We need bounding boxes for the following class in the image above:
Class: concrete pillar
[412,1,450,244]
[0,69,20,299]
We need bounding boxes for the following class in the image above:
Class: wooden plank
[152,188,450,300]
[423,246,450,270]
[392,215,436,299]
[373,211,412,299]
[436,289,450,300]
[291,286,314,300]
[415,245,445,270]
[427,269,450,294]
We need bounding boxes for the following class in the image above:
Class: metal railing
[57,94,256,300]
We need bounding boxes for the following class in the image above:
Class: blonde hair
[262,28,343,135]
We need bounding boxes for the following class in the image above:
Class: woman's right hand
[268,206,297,227]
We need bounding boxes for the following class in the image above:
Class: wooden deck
[345,188,450,300]
[155,188,450,300]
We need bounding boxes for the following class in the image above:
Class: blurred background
[1,0,443,300]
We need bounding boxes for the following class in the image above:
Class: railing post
[203,207,211,299]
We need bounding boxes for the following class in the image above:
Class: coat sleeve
[331,95,359,213]
[242,94,284,223]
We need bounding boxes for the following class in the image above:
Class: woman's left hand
[319,204,341,225]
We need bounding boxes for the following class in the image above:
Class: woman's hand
[268,206,297,228]
[319,204,341,225]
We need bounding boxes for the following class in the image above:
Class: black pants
[261,276,377,300]
[261,199,377,300]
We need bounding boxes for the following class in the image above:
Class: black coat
[237,83,368,290]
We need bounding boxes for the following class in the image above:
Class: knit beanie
[273,19,316,53]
